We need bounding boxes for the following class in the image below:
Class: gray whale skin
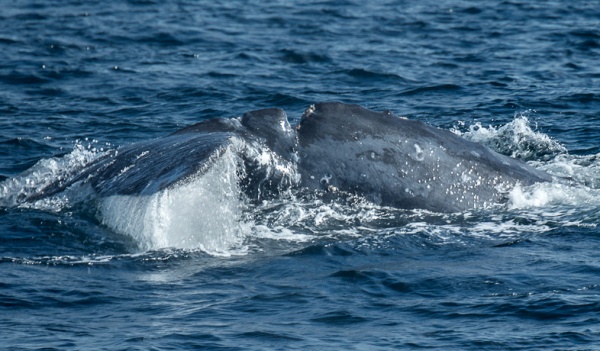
[45,102,552,213]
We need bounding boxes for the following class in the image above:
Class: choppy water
[2,1,600,350]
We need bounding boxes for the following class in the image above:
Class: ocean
[1,1,600,350]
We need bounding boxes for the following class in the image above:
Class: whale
[296,103,551,211]
[26,102,552,212]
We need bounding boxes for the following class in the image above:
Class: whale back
[296,102,551,212]
[241,108,298,159]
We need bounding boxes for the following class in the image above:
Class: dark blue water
[2,1,600,350]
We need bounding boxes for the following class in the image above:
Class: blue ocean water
[1,0,600,350]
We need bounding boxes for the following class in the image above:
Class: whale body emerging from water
[33,102,551,212]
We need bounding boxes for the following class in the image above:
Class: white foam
[507,182,600,210]
[506,153,600,210]
[452,113,566,160]
[539,153,600,189]
[240,138,301,194]
[0,141,106,210]
[252,225,314,242]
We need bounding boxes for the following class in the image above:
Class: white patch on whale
[414,143,425,161]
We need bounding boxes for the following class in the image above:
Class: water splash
[540,153,600,189]
[0,140,107,210]
[452,112,567,161]
[98,146,249,255]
